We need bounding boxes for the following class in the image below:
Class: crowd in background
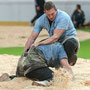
[30,0,85,28]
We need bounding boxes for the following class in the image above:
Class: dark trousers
[63,38,79,65]
[25,67,53,81]
[75,20,85,28]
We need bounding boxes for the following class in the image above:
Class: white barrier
[0,0,90,22]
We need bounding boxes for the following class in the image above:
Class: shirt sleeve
[56,16,69,30]
[33,19,42,33]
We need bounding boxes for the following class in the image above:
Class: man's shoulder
[57,9,69,15]
[57,9,70,19]
[35,14,46,25]
[55,9,70,23]
[38,14,46,21]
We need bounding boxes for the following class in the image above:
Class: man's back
[37,42,67,68]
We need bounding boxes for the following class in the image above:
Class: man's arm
[24,31,39,52]
[60,58,74,78]
[33,28,65,47]
[35,0,40,11]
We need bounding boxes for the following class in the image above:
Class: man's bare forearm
[33,35,59,47]
[24,31,39,52]
[60,58,74,77]
[39,36,58,45]
[24,37,35,52]
[33,29,65,47]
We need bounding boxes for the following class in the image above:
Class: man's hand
[60,58,75,80]
[31,42,40,47]
[23,48,30,57]
[36,6,40,11]
[73,21,77,24]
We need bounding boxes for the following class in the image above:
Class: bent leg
[63,38,79,65]
[25,67,53,81]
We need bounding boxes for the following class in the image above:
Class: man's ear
[55,8,57,11]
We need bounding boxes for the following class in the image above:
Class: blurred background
[0,0,90,26]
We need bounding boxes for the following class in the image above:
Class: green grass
[76,28,90,59]
[77,28,90,32]
[0,47,24,56]
[0,39,90,59]
[77,39,90,59]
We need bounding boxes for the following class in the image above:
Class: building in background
[0,0,90,25]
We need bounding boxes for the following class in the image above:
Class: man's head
[44,1,57,21]
[76,4,81,10]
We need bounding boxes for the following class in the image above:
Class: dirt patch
[0,26,49,47]
[84,81,90,86]
[0,26,90,47]
[0,55,90,90]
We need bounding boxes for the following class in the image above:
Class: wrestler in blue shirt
[37,42,67,68]
[23,2,79,84]
[34,9,77,41]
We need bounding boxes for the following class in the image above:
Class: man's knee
[63,38,79,58]
[25,67,53,81]
[62,38,79,66]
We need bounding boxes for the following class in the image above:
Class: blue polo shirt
[37,42,67,68]
[33,9,77,40]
